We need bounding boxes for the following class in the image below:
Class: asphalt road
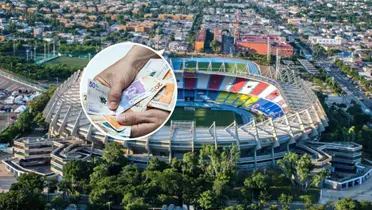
[326,65,372,111]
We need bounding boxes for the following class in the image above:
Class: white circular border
[79,41,178,141]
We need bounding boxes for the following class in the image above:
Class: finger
[130,123,157,138]
[108,85,124,110]
[116,111,150,125]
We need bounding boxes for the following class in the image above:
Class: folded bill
[129,76,166,112]
[103,116,129,132]
[135,58,169,80]
[86,79,119,116]
[147,70,176,111]
[99,122,131,138]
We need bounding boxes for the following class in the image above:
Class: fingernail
[116,114,125,123]
[109,101,117,109]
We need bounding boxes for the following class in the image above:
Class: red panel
[184,78,196,89]
[266,90,280,100]
[231,78,247,93]
[250,82,268,96]
[208,75,224,90]
[277,100,285,105]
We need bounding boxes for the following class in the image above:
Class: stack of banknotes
[85,59,176,138]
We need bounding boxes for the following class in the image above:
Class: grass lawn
[184,61,247,72]
[166,107,243,127]
[43,56,89,67]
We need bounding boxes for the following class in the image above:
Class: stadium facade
[3,56,369,189]
[43,57,329,171]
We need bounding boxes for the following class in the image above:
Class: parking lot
[0,75,42,131]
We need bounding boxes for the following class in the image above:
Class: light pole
[107,201,112,210]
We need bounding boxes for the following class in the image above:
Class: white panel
[196,74,210,89]
[175,73,184,89]
[239,81,259,94]
[219,76,236,92]
[258,85,277,98]
[272,95,284,103]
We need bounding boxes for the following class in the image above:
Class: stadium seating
[250,82,269,96]
[208,75,224,90]
[231,78,247,93]
[196,74,210,89]
[219,76,236,92]
[184,78,197,89]
[177,88,285,118]
[174,71,289,118]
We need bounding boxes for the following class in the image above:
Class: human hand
[94,45,159,110]
[116,108,170,138]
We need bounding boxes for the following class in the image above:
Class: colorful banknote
[86,58,176,139]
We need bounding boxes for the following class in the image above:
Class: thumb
[108,84,124,110]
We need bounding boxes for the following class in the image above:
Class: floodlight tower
[267,37,271,64]
[233,9,240,45]
[276,48,281,72]
[44,43,46,60]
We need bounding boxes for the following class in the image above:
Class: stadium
[43,57,332,171]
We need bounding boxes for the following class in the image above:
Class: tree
[46,177,58,193]
[210,40,221,53]
[198,144,240,179]
[277,152,298,187]
[278,193,293,210]
[50,195,69,210]
[0,188,46,210]
[277,152,314,191]
[63,159,94,182]
[334,197,361,210]
[300,195,313,210]
[10,173,44,191]
[199,190,217,209]
[242,171,269,201]
[102,142,128,172]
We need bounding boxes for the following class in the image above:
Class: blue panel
[251,99,269,110]
[184,90,195,97]
[177,89,184,99]
[196,90,208,101]
[207,91,219,101]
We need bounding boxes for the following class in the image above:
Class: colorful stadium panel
[250,82,269,96]
[208,75,224,90]
[219,76,236,92]
[242,95,260,107]
[184,78,197,89]
[250,99,270,110]
[266,90,280,101]
[239,81,259,95]
[207,91,219,101]
[258,85,277,98]
[185,90,195,98]
[196,74,210,89]
[196,90,208,101]
[175,73,184,89]
[215,92,230,103]
[224,93,241,104]
[231,78,247,93]
[233,94,250,106]
[178,89,184,100]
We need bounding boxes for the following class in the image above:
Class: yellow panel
[216,92,229,102]
[243,95,259,107]
[225,93,240,104]
[233,94,250,105]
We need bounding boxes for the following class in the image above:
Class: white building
[309,36,343,46]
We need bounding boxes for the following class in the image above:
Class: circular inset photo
[80,42,177,140]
